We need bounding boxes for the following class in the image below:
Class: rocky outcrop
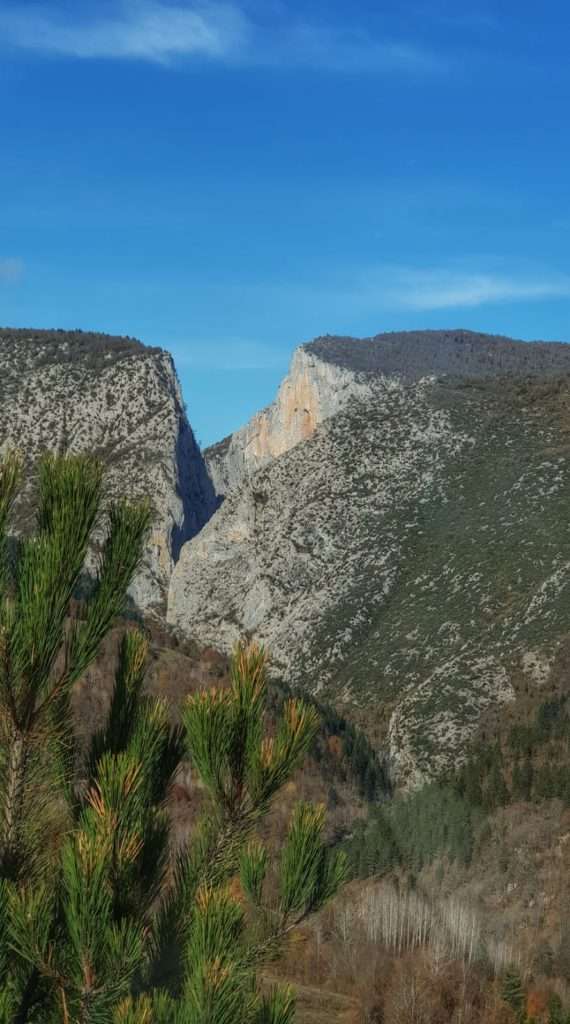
[169,332,570,780]
[169,374,460,651]
[0,328,216,609]
[205,329,570,497]
[205,345,374,496]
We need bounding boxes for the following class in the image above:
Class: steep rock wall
[0,329,216,609]
[205,345,373,496]
[205,328,570,498]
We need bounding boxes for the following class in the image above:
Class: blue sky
[1,0,570,444]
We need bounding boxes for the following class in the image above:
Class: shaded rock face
[0,328,216,609]
[169,331,570,781]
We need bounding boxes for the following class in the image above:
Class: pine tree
[462,759,483,807]
[0,452,347,1022]
[536,763,557,801]
[502,969,525,1021]
[484,752,509,810]
[513,755,533,801]
[548,993,565,1024]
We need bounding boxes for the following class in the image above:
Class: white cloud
[0,258,24,283]
[373,267,570,311]
[0,1,445,73]
[0,1,248,62]
[249,264,570,322]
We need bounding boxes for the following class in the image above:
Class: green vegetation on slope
[0,326,162,372]
[344,784,479,878]
[307,328,570,378]
[305,376,570,776]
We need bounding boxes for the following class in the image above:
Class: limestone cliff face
[0,329,216,609]
[205,345,373,496]
[169,346,570,781]
[205,329,570,498]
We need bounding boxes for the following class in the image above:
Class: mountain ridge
[305,327,570,376]
[205,329,570,498]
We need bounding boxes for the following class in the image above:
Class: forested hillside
[318,635,570,1021]
[307,328,570,378]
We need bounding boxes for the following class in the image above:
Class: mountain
[169,330,570,783]
[6,323,570,1018]
[0,328,216,608]
[205,328,570,498]
[6,324,570,785]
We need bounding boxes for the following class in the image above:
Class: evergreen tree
[484,751,509,810]
[513,755,533,802]
[344,783,475,879]
[548,993,565,1024]
[502,969,525,1021]
[0,453,347,1022]
[462,759,484,807]
[559,765,570,806]
[0,453,151,886]
[536,763,557,801]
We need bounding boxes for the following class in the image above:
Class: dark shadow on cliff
[171,419,222,564]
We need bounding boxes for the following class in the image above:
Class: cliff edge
[0,328,216,609]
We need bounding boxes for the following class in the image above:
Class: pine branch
[0,727,28,875]
[0,457,347,1024]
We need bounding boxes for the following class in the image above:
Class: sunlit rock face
[205,328,570,498]
[204,345,374,497]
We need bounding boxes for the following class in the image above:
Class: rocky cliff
[205,344,374,496]
[205,329,570,496]
[169,331,570,782]
[0,328,216,609]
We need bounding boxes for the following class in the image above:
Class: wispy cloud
[0,1,446,73]
[250,264,570,322]
[0,258,24,283]
[0,2,248,62]
[372,267,570,311]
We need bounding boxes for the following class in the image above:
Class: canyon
[6,325,570,782]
